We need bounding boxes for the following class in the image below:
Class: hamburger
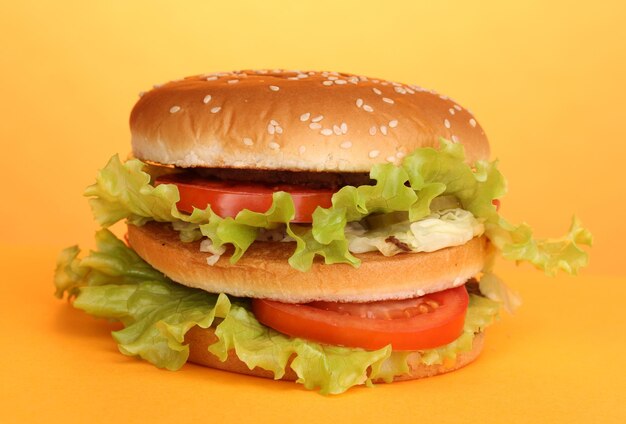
[54,70,591,394]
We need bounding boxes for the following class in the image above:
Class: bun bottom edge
[185,325,485,383]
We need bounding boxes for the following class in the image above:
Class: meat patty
[146,162,373,189]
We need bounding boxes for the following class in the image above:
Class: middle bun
[127,222,491,303]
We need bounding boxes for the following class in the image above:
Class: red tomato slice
[251,286,469,351]
[492,199,501,211]
[155,174,334,223]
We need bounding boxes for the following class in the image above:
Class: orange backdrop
[1,1,624,423]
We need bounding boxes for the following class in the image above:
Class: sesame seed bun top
[130,70,489,172]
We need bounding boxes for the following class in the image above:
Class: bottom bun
[185,325,485,383]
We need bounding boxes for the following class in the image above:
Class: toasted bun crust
[127,222,491,303]
[131,70,489,172]
[185,325,485,383]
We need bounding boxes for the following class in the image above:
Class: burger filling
[55,140,591,394]
[86,141,589,276]
[158,166,485,259]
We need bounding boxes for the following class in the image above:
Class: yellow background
[1,1,624,422]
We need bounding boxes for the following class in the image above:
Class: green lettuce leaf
[198,191,295,263]
[209,304,392,395]
[84,155,181,227]
[54,229,166,299]
[55,231,499,394]
[301,163,418,269]
[287,224,360,270]
[490,216,593,276]
[77,284,231,370]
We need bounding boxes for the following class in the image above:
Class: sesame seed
[228,79,239,84]
[382,97,394,104]
[269,85,280,91]
[389,120,398,128]
[206,76,218,81]
[406,88,415,94]
[394,86,407,94]
[210,106,221,113]
[380,125,388,136]
[334,79,347,85]
[369,150,380,158]
[270,119,279,126]
[203,95,212,104]
[297,73,308,79]
[312,115,324,123]
[269,142,280,150]
[340,122,348,134]
[275,126,284,134]
[372,88,382,95]
[444,119,451,129]
[333,125,342,135]
[386,156,397,163]
[439,95,449,100]
[369,126,377,136]
[328,76,338,81]
[363,104,374,112]
[169,106,181,113]
[340,141,352,149]
[300,112,311,122]
[138,91,145,97]
[449,108,455,115]
[268,125,275,135]
[356,98,364,108]
[454,104,462,111]
[243,137,253,146]
[309,122,322,130]
[322,81,333,86]
[299,145,306,154]
[469,118,477,127]
[320,129,333,136]
[451,135,459,143]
